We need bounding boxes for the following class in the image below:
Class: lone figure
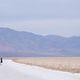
[1,57,3,63]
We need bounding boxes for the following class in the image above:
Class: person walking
[1,57,3,63]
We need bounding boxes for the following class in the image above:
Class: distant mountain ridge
[0,28,80,57]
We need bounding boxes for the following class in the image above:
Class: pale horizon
[0,0,80,37]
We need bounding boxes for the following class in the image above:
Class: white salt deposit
[0,59,80,80]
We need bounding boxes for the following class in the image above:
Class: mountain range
[0,28,80,57]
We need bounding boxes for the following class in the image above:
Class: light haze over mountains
[0,0,80,56]
[0,28,80,57]
[0,0,80,37]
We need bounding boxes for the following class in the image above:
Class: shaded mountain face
[0,28,80,57]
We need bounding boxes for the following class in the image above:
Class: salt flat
[14,57,80,73]
[0,59,80,80]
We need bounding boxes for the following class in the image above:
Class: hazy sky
[0,0,80,37]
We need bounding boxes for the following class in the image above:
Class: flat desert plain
[14,57,80,73]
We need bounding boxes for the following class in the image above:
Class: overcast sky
[0,0,80,37]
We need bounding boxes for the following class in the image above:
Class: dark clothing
[1,58,3,63]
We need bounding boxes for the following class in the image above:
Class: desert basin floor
[0,59,80,80]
